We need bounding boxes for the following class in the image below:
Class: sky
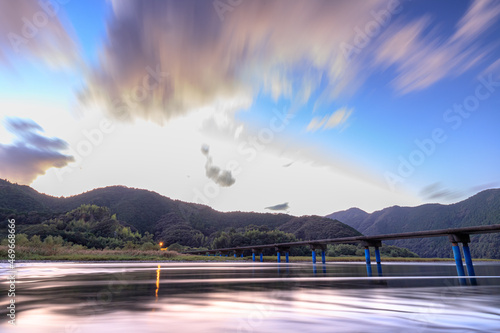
[0,0,499,216]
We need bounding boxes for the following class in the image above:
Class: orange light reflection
[155,264,161,300]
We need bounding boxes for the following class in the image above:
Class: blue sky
[0,0,499,216]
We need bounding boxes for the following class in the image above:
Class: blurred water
[1,261,500,332]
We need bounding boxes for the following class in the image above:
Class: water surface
[1,261,500,332]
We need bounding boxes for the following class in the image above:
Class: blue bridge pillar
[276,247,290,264]
[375,246,383,276]
[234,253,237,258]
[362,240,381,277]
[462,243,475,277]
[364,246,372,277]
[252,249,260,262]
[463,243,477,285]
[260,253,264,262]
[241,253,244,258]
[309,244,326,265]
[449,234,476,285]
[452,242,466,277]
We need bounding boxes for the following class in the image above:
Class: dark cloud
[265,202,289,211]
[420,183,464,201]
[201,145,235,187]
[422,182,500,203]
[469,182,500,194]
[0,118,74,184]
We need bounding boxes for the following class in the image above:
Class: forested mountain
[279,215,361,240]
[326,189,500,258]
[0,179,359,249]
[5,204,157,250]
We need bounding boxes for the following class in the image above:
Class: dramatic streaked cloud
[451,0,500,43]
[80,0,500,128]
[201,144,235,187]
[307,107,353,132]
[265,202,289,211]
[80,0,386,123]
[0,118,74,184]
[374,0,500,94]
[0,0,79,68]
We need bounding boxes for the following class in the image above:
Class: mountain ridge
[0,179,360,247]
[326,188,500,258]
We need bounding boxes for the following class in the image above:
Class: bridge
[186,224,500,279]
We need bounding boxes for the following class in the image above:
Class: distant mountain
[326,189,500,258]
[325,207,369,231]
[0,179,360,247]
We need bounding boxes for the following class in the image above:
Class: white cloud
[450,0,500,44]
[374,0,500,94]
[306,107,353,132]
[482,58,500,79]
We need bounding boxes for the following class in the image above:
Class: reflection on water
[1,261,500,332]
[155,265,160,300]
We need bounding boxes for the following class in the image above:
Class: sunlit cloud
[306,107,353,132]
[0,0,79,68]
[80,0,386,124]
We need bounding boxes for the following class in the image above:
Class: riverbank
[2,246,498,262]
[2,253,499,262]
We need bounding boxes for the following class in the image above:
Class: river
[1,261,500,332]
